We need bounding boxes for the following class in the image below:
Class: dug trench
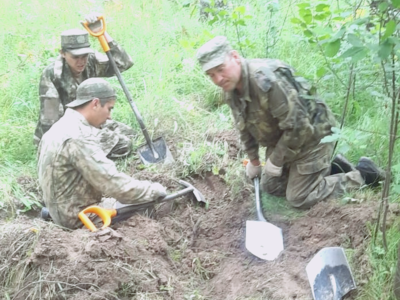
[0,132,397,300]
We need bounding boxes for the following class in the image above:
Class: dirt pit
[0,169,390,300]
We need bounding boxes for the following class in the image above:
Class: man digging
[34,12,135,158]
[38,78,167,229]
[196,36,385,208]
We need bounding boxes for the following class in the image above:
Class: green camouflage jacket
[34,40,133,144]
[38,109,165,229]
[225,58,337,167]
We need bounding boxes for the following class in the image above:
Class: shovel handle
[78,206,117,232]
[81,15,110,52]
[82,16,159,160]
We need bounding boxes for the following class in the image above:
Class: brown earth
[0,130,393,300]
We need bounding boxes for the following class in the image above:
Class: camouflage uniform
[38,108,165,229]
[225,57,365,208]
[197,36,365,208]
[34,38,134,158]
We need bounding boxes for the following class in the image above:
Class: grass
[1,0,400,298]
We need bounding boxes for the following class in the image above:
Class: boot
[355,157,385,187]
[331,154,356,175]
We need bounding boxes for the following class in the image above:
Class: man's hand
[264,158,282,177]
[246,160,262,179]
[84,12,103,33]
[151,183,167,200]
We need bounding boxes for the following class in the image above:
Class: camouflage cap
[196,36,232,72]
[61,29,94,56]
[66,78,117,108]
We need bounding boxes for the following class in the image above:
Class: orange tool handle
[243,159,250,166]
[81,15,110,52]
[78,206,117,232]
[242,159,265,167]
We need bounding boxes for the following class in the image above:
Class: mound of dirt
[0,169,387,300]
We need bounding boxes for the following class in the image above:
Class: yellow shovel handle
[81,15,110,52]
[78,206,117,232]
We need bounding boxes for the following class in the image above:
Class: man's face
[61,51,89,76]
[91,99,115,128]
[206,51,242,92]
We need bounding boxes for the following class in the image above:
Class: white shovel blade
[245,220,284,261]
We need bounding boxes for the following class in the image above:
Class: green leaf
[235,6,246,14]
[302,13,313,24]
[331,28,346,41]
[314,13,330,21]
[320,134,340,143]
[325,39,341,57]
[299,8,312,23]
[351,17,370,25]
[378,2,389,12]
[382,20,397,40]
[331,127,341,134]
[316,67,327,77]
[340,46,368,62]
[208,17,218,26]
[378,40,394,60]
[303,29,313,38]
[337,143,351,155]
[236,19,246,26]
[316,3,330,12]
[392,0,400,8]
[291,17,302,24]
[297,3,311,9]
[347,34,363,47]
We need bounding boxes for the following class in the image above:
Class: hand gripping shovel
[246,177,284,260]
[82,16,174,165]
[306,247,356,300]
[78,180,206,232]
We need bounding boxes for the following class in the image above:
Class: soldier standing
[34,13,135,158]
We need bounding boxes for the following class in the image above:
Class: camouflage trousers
[99,120,135,159]
[260,142,365,208]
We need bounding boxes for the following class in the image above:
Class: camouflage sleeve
[67,139,165,203]
[34,67,64,143]
[227,98,259,161]
[93,41,134,77]
[238,127,259,161]
[264,80,314,167]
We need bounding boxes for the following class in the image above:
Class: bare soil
[0,130,391,300]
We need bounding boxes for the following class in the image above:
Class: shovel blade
[306,247,356,300]
[245,220,284,261]
[137,136,175,165]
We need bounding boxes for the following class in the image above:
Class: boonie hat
[61,29,94,56]
[196,36,232,72]
[66,78,117,108]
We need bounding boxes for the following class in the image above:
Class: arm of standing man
[84,12,134,77]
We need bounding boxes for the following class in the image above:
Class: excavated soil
[0,130,393,300]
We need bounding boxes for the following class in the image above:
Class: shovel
[82,16,174,165]
[245,177,284,260]
[306,247,357,300]
[78,180,206,232]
